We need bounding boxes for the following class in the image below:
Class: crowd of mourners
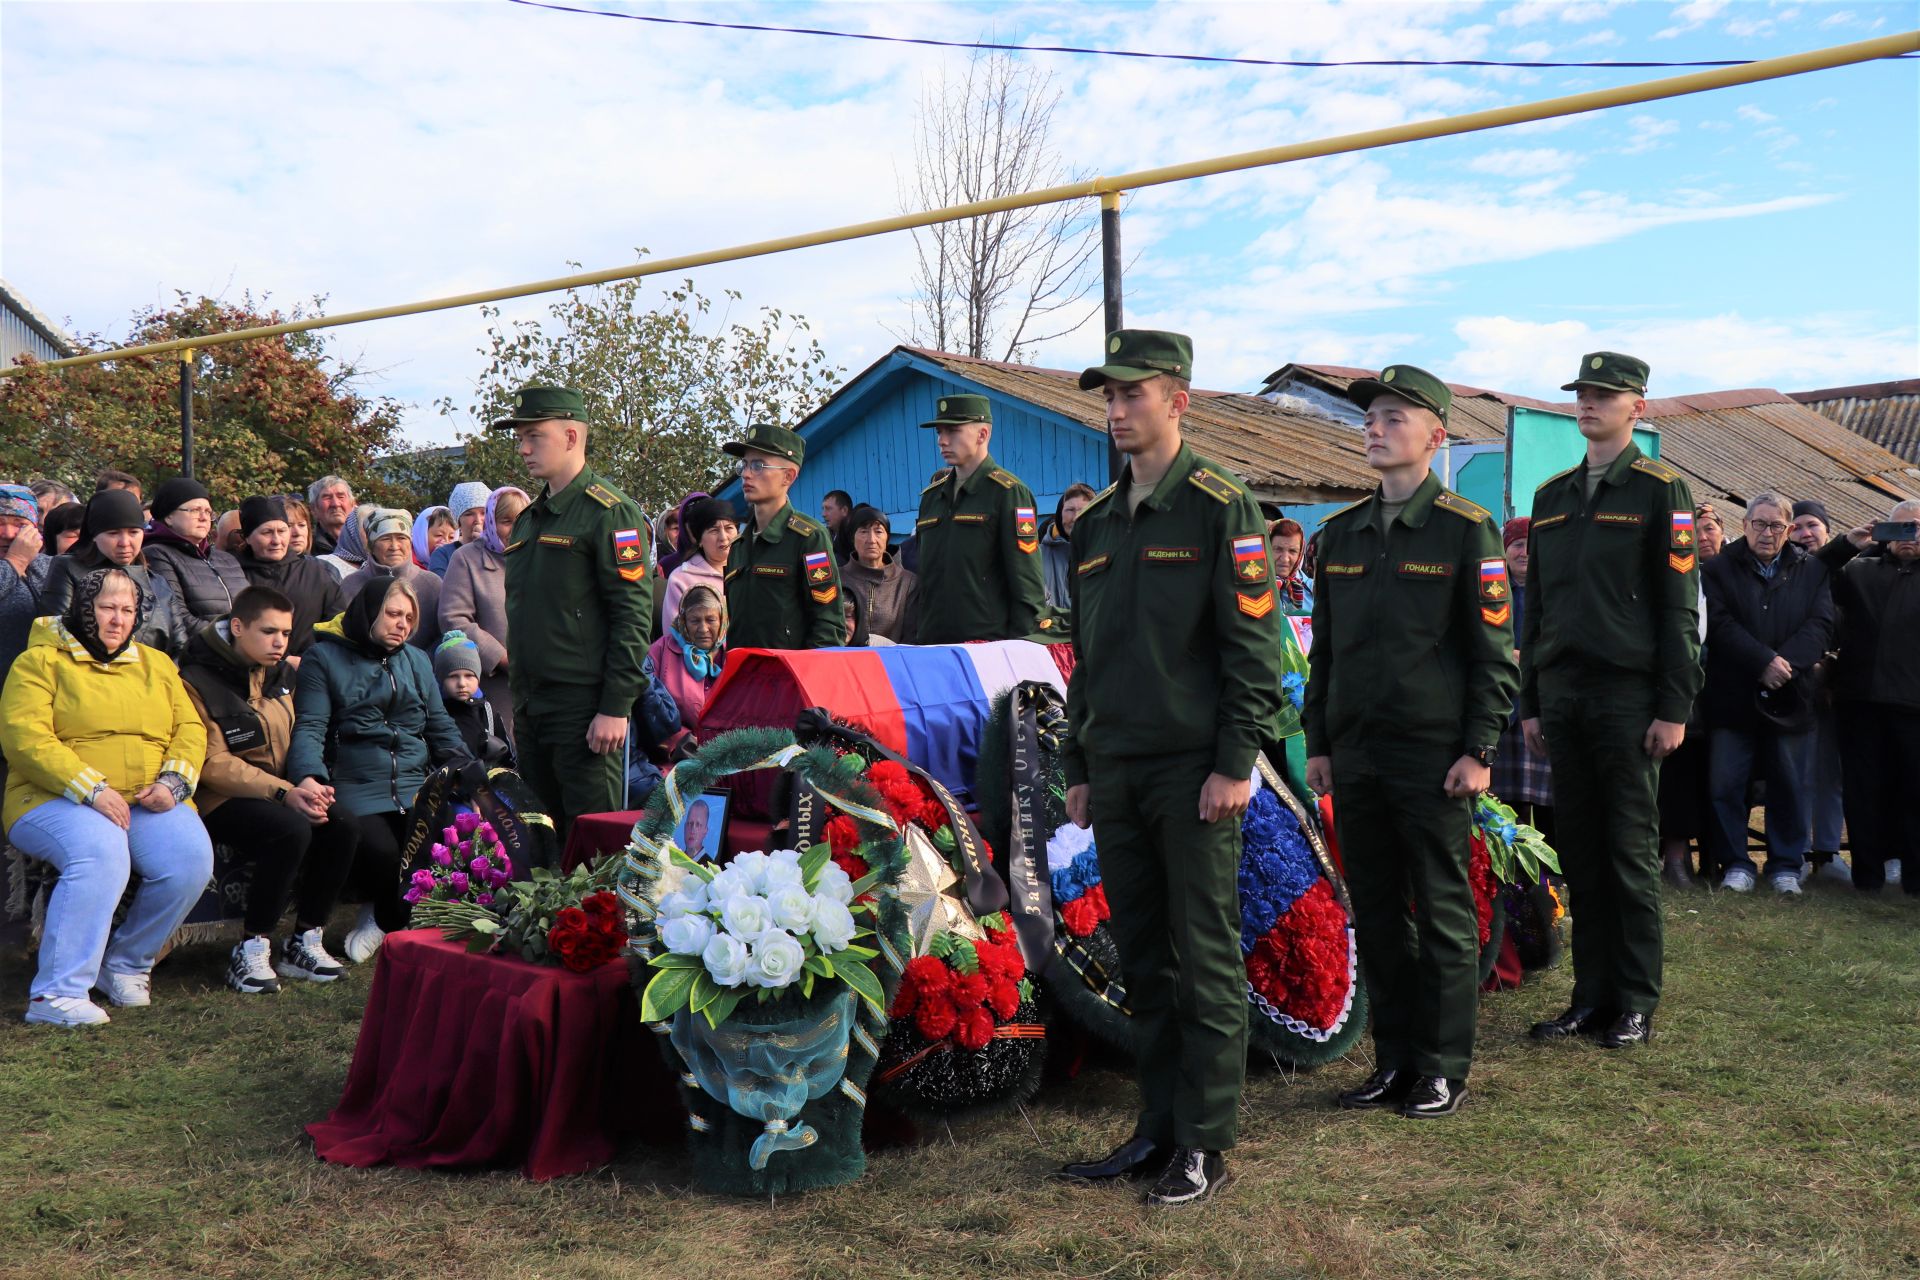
[0,451,1912,1028]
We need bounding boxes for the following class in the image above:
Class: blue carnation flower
[1281,671,1306,711]
[1051,847,1102,905]
[1236,789,1319,952]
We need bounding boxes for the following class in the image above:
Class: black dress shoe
[1336,1067,1413,1110]
[1399,1076,1468,1118]
[1145,1146,1231,1207]
[1529,1005,1613,1041]
[1599,1011,1653,1049]
[1053,1136,1168,1183]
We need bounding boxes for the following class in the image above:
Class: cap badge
[1383,368,1397,382]
[1591,356,1603,369]
[1109,336,1121,353]
[939,399,948,413]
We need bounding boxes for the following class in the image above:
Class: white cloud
[1467,147,1580,177]
[1654,0,1729,39]
[1618,114,1683,154]
[1571,28,1624,48]
[1450,313,1920,398]
[1737,105,1778,124]
[1819,9,1857,27]
[1511,40,1555,59]
[1499,1,1621,26]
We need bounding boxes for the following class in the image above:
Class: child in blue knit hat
[434,630,512,766]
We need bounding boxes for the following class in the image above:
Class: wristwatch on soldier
[1468,744,1498,767]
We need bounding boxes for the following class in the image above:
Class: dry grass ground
[2,882,1915,1280]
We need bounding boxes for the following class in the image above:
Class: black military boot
[1336,1066,1413,1110]
[1052,1136,1167,1183]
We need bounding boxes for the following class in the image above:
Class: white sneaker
[1768,872,1803,896]
[277,927,344,983]
[342,906,386,964]
[1719,868,1757,894]
[1815,859,1853,886]
[1886,860,1903,887]
[96,971,152,1007]
[24,994,110,1026]
[1797,861,1813,885]
[227,936,281,995]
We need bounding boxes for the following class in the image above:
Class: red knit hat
[1501,516,1531,548]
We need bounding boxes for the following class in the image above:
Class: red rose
[954,1006,994,1052]
[583,891,620,920]
[555,906,588,932]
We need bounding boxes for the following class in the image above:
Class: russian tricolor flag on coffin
[697,640,1072,804]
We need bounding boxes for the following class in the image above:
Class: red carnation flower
[954,1006,994,1052]
[914,991,958,1041]
[830,850,870,884]
[825,814,861,857]
[986,979,1020,1019]
[949,971,989,1009]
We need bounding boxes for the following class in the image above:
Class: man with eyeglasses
[1700,491,1834,894]
[1521,352,1701,1051]
[722,423,843,650]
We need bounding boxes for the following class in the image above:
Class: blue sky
[3,1,1915,447]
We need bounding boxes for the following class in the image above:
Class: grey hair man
[306,476,356,556]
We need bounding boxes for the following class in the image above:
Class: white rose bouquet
[641,844,888,1029]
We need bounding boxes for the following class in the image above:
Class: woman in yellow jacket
[1,567,212,1027]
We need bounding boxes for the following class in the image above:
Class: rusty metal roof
[1790,380,1920,468]
[909,348,1380,501]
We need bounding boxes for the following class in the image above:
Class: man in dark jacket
[1702,492,1835,894]
[1832,500,1920,894]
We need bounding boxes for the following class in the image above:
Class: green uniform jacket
[910,455,1048,644]
[1061,442,1284,788]
[724,500,844,650]
[1303,472,1518,758]
[1519,442,1702,723]
[503,464,654,718]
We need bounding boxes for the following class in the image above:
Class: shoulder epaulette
[787,512,821,537]
[1630,455,1681,483]
[1322,496,1370,524]
[987,468,1016,490]
[1433,490,1491,523]
[584,483,619,509]
[921,469,952,495]
[1535,466,1579,491]
[1186,466,1240,505]
[1080,482,1118,515]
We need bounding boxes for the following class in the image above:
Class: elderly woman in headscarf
[288,576,467,962]
[1,566,212,1025]
[429,481,493,576]
[438,485,530,742]
[411,506,455,569]
[648,583,727,732]
[341,509,442,655]
[41,489,191,658]
[316,502,378,580]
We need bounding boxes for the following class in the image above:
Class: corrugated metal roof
[907,348,1380,500]
[1260,361,1552,443]
[1790,380,1920,468]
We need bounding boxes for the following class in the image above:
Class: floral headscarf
[482,486,531,556]
[64,566,151,664]
[332,502,378,566]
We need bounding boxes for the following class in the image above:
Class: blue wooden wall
[714,351,1112,532]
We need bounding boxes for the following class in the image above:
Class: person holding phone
[1831,500,1920,895]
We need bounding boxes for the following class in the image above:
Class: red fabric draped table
[562,809,778,872]
[307,930,681,1180]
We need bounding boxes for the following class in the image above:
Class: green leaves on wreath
[799,842,832,893]
[641,966,698,1022]
[834,957,887,1018]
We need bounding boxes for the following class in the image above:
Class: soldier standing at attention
[1055,331,1284,1207]
[1303,365,1517,1120]
[910,394,1048,643]
[1523,352,1701,1051]
[722,423,843,650]
[496,387,653,840]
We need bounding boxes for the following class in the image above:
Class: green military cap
[1078,329,1194,390]
[920,392,993,429]
[1561,351,1650,394]
[491,385,589,431]
[1347,364,1452,422]
[722,421,806,467]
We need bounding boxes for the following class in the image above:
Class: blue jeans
[9,799,214,1001]
[1808,708,1845,854]
[1707,726,1814,879]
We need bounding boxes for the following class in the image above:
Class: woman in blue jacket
[288,576,467,962]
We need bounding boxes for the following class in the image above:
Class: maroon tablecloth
[307,930,680,1179]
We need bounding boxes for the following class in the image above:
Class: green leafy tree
[441,261,844,515]
[0,293,406,507]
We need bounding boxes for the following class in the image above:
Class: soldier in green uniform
[910,394,1049,643]
[495,386,654,840]
[1054,330,1284,1207]
[722,423,844,650]
[1302,365,1518,1119]
[1522,352,1701,1051]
